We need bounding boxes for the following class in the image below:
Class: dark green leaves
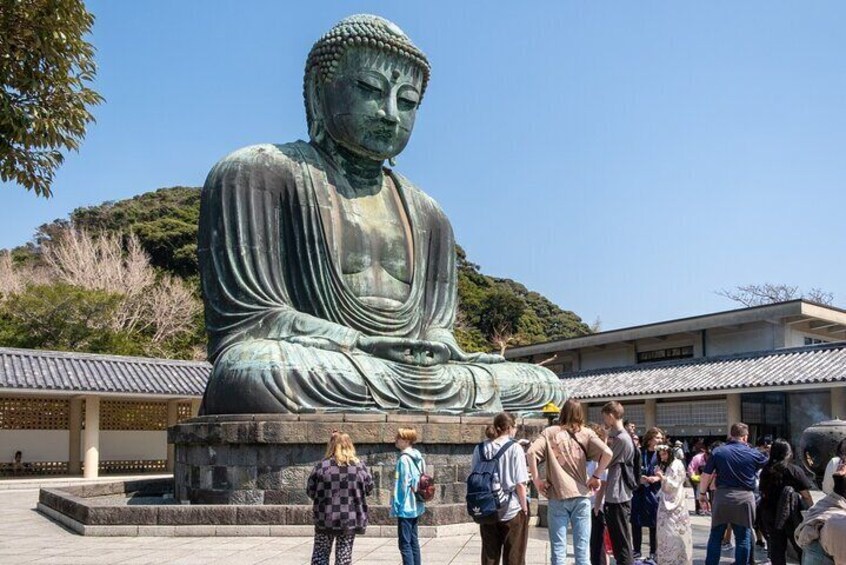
[0,0,103,197]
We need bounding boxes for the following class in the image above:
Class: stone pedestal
[169,413,547,526]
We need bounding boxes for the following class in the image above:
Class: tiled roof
[0,347,210,397]
[565,342,846,400]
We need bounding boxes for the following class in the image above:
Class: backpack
[466,440,516,524]
[402,454,435,503]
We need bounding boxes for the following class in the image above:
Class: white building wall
[580,346,634,371]
[1,431,73,462]
[1,430,167,464]
[100,431,167,461]
[706,323,774,356]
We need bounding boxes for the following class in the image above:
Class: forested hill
[6,187,590,357]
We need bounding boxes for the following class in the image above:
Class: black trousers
[590,509,608,565]
[766,527,802,565]
[632,525,656,556]
[604,501,634,565]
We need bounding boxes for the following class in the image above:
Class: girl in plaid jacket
[307,432,374,565]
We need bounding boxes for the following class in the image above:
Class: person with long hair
[631,427,663,563]
[392,427,426,565]
[307,432,374,565]
[474,412,530,565]
[526,399,613,564]
[654,444,693,564]
[758,438,814,565]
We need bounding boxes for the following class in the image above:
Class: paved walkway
[0,488,784,564]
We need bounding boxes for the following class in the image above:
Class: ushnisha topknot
[303,14,431,107]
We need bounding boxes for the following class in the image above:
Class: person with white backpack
[467,412,529,565]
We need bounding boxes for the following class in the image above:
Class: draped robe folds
[198,141,566,414]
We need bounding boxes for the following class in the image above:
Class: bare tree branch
[716,283,834,307]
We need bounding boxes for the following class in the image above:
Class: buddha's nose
[377,99,399,124]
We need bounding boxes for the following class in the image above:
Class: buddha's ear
[306,69,326,144]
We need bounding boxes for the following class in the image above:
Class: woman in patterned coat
[307,432,374,565]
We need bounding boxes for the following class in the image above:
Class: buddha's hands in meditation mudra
[357,336,504,367]
[197,15,563,414]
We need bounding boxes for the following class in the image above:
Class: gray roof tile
[0,347,210,397]
[564,342,846,400]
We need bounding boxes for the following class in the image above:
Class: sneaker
[721,542,734,552]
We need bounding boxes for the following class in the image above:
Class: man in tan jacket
[527,399,613,565]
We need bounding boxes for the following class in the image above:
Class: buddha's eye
[356,79,383,97]
[397,96,417,112]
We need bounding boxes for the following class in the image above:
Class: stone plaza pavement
[0,487,781,564]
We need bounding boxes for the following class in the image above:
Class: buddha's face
[319,47,423,161]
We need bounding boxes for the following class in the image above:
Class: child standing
[392,427,426,565]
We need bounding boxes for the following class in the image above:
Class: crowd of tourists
[302,401,846,565]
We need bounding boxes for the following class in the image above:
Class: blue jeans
[548,496,592,565]
[398,517,421,565]
[705,523,752,565]
[802,540,835,565]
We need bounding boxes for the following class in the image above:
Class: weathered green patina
[198,15,566,415]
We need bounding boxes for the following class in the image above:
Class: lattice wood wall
[100,400,194,430]
[0,398,69,430]
[1,397,194,431]
[102,400,167,430]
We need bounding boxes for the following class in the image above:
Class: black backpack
[466,440,515,524]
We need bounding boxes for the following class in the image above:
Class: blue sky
[2,2,844,330]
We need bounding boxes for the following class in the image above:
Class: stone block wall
[170,414,548,514]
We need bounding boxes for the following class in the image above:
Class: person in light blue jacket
[392,427,426,565]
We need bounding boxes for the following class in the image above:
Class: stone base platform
[36,478,482,537]
[37,413,549,537]
[169,413,549,512]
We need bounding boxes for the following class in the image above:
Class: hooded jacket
[391,447,426,519]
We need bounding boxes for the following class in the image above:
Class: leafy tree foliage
[68,187,201,277]
[455,246,591,353]
[9,187,592,356]
[0,283,139,354]
[0,0,103,197]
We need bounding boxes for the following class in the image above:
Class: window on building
[637,345,694,364]
[804,337,827,346]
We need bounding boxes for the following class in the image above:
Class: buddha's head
[304,15,431,162]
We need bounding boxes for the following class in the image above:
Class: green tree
[0,283,141,354]
[478,289,527,355]
[0,0,103,197]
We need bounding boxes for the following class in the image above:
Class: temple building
[506,300,846,448]
[0,348,207,478]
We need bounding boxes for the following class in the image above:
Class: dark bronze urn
[799,419,846,487]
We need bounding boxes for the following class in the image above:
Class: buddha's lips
[367,126,397,142]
